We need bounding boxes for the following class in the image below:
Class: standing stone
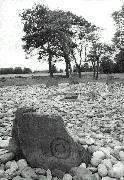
[10,108,91,175]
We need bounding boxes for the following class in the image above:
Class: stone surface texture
[10,108,91,174]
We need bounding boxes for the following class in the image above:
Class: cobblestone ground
[0,82,124,179]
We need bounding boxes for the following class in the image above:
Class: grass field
[0,72,123,87]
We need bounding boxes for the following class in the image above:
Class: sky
[0,0,123,71]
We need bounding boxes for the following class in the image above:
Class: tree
[70,23,98,78]
[23,68,32,74]
[114,50,124,72]
[0,68,14,74]
[20,5,78,77]
[51,64,57,73]
[100,57,114,74]
[82,63,90,72]
[112,5,124,73]
[21,5,71,77]
[112,6,124,49]
[14,67,23,74]
[87,42,113,79]
[20,4,98,78]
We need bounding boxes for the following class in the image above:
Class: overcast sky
[0,0,122,70]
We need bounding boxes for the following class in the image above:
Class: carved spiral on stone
[50,137,71,159]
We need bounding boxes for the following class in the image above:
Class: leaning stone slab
[10,108,91,175]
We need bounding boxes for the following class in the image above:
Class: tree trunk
[69,61,72,75]
[92,62,96,79]
[65,61,69,78]
[75,64,81,78]
[64,54,70,78]
[48,52,53,78]
[95,57,99,80]
[84,46,87,62]
[78,68,81,78]
[78,66,81,78]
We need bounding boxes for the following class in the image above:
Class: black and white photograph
[0,0,124,179]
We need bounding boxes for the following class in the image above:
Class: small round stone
[108,169,115,178]
[88,167,97,173]
[119,151,124,161]
[5,161,12,170]
[99,147,111,158]
[98,164,108,177]
[91,157,102,167]
[85,138,95,145]
[63,174,72,180]
[102,159,112,170]
[12,176,25,180]
[93,151,106,160]
[21,166,37,179]
[17,159,28,171]
[35,168,46,175]
[88,145,99,153]
[10,161,18,171]
[5,168,19,179]
[39,175,48,180]
[94,173,100,180]
[79,163,86,168]
[0,169,5,178]
[112,162,124,178]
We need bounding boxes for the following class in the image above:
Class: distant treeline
[0,67,32,74]
[100,50,124,74]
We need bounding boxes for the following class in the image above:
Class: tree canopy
[112,5,124,49]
